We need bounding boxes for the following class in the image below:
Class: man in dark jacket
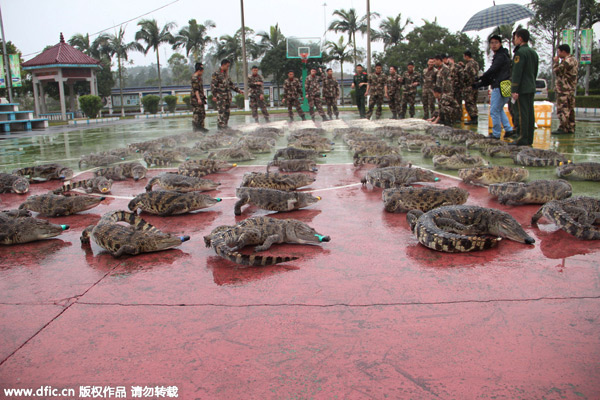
[474,35,515,139]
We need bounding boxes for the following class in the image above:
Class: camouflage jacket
[283,77,303,99]
[401,71,421,93]
[211,69,241,101]
[436,64,453,95]
[438,93,459,113]
[305,74,323,98]
[190,75,206,106]
[553,54,578,94]
[322,76,340,98]
[368,72,387,96]
[387,73,402,95]
[248,74,264,98]
[462,60,479,88]
[422,66,437,89]
[450,64,463,92]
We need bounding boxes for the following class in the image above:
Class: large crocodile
[514,148,568,167]
[12,164,74,182]
[235,187,321,215]
[273,147,326,160]
[143,150,187,166]
[203,216,330,266]
[19,194,104,216]
[128,191,222,216]
[362,166,439,188]
[237,136,276,153]
[556,162,600,181]
[79,153,121,168]
[488,180,572,205]
[480,144,526,158]
[81,210,190,256]
[383,187,469,213]
[0,209,69,244]
[0,173,29,194]
[421,144,467,158]
[145,173,220,192]
[208,146,256,162]
[93,162,147,181]
[267,159,318,173]
[240,172,315,191]
[407,205,535,252]
[52,177,113,194]
[459,166,529,186]
[178,159,235,178]
[353,154,408,168]
[433,154,486,170]
[531,196,600,240]
[287,137,333,153]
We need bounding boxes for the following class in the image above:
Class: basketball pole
[301,57,309,113]
[240,0,249,111]
[366,0,372,75]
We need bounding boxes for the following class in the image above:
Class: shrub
[576,95,600,108]
[234,93,245,109]
[350,89,356,105]
[182,95,191,109]
[164,95,178,112]
[141,95,160,114]
[264,94,270,105]
[78,95,103,118]
[207,94,216,109]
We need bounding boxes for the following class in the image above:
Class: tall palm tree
[328,8,378,67]
[325,37,352,105]
[257,24,284,54]
[214,27,255,85]
[135,19,176,111]
[106,27,143,116]
[172,19,215,62]
[374,14,412,50]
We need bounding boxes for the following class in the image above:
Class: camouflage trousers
[557,92,576,133]
[463,87,478,119]
[388,91,401,116]
[365,94,384,119]
[286,97,305,119]
[250,96,269,120]
[307,95,326,118]
[454,89,463,121]
[433,106,454,126]
[191,104,206,130]
[400,91,417,118]
[422,87,436,119]
[216,95,231,129]
[324,97,339,118]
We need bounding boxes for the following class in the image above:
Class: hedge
[78,95,103,118]
[182,95,191,109]
[234,93,245,109]
[163,95,178,112]
[141,95,160,114]
[575,95,600,108]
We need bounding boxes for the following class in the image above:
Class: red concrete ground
[1,164,599,399]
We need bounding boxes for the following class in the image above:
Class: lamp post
[0,4,13,103]
[240,0,249,111]
[366,0,371,75]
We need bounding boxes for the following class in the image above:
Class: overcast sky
[3,0,598,69]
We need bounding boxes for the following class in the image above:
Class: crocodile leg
[286,199,298,211]
[80,225,95,244]
[255,234,284,252]
[563,205,596,225]
[234,196,249,216]
[531,206,545,225]
[435,217,482,235]
[406,210,424,232]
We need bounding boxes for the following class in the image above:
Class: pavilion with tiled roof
[22,33,102,120]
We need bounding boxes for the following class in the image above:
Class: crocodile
[0,173,29,194]
[374,126,405,139]
[19,194,105,216]
[361,166,439,188]
[208,146,256,162]
[382,186,469,213]
[433,154,486,170]
[0,209,69,245]
[240,172,315,191]
[145,173,220,192]
[128,191,222,216]
[178,159,236,177]
[488,179,572,205]
[193,136,229,151]
[119,162,147,181]
[426,125,454,140]
[129,141,161,153]
[105,148,133,159]
[556,162,600,181]
[53,177,113,194]
[353,143,398,157]
[480,144,526,158]
[203,216,330,266]
[81,210,190,256]
[143,150,187,166]
[465,137,504,149]
[514,148,568,167]
[407,205,535,252]
[448,131,484,144]
[421,144,467,158]
[93,166,127,181]
[531,196,600,240]
[347,139,387,150]
[459,166,529,186]
[399,138,436,152]
[237,136,276,153]
[235,187,321,215]
[287,138,333,153]
[266,159,318,173]
[12,164,73,182]
[79,153,121,168]
[273,147,326,160]
[353,154,408,168]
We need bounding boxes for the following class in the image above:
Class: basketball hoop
[300,53,309,64]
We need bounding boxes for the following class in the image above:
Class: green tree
[257,24,284,53]
[214,27,256,85]
[135,19,176,111]
[328,8,373,67]
[163,95,178,112]
[325,37,352,105]
[168,53,191,85]
[373,14,412,50]
[78,95,103,118]
[172,19,215,62]
[105,27,143,116]
[68,33,114,97]
[141,94,160,114]
[0,40,31,98]
[259,41,302,105]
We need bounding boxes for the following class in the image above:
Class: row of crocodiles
[1,123,599,263]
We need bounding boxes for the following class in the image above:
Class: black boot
[301,115,306,121]
[265,117,270,123]
[289,116,294,123]
[254,118,259,123]
[392,113,397,119]
[335,114,339,119]
[322,115,329,121]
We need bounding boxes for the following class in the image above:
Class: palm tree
[257,24,284,54]
[325,37,352,105]
[105,27,143,116]
[172,19,215,62]
[214,27,255,85]
[135,19,176,112]
[68,33,110,60]
[328,8,378,67]
[374,14,412,50]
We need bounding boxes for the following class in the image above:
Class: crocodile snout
[524,237,535,245]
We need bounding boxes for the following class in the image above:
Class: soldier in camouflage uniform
[430,86,459,127]
[387,66,402,119]
[552,44,578,134]
[190,63,207,132]
[365,63,388,120]
[434,55,455,121]
[448,56,464,122]
[211,59,243,130]
[248,66,269,123]
[400,62,421,119]
[323,68,340,119]
[283,70,306,122]
[461,51,480,124]
[305,67,328,121]
[421,57,437,120]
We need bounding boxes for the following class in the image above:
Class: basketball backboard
[286,37,322,59]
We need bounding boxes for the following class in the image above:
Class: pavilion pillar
[57,70,66,121]
[68,82,76,114]
[32,76,40,117]
[90,70,97,96]
[39,82,47,114]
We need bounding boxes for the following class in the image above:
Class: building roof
[22,33,101,69]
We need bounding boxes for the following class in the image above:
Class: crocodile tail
[103,211,163,234]
[145,177,157,192]
[543,202,600,240]
[53,179,86,194]
[212,237,299,266]
[127,197,140,211]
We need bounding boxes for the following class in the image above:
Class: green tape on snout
[60,225,69,230]
[315,234,326,242]
[216,198,222,202]
[434,177,440,181]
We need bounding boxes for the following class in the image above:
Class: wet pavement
[0,112,599,399]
